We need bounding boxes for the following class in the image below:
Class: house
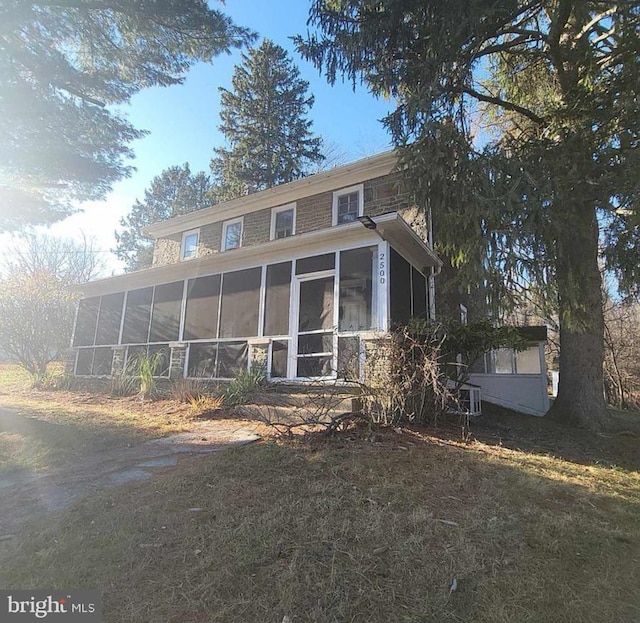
[69,151,549,415]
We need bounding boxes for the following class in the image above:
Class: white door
[292,271,336,379]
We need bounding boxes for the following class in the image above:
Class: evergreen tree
[0,1,253,231]
[115,164,212,272]
[211,39,324,200]
[298,1,639,431]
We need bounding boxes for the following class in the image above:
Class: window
[222,218,243,251]
[332,184,363,225]
[484,347,541,374]
[271,205,295,239]
[181,229,199,260]
[460,304,468,326]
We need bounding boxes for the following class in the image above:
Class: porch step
[236,387,362,428]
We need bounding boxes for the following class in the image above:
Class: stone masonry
[150,171,426,265]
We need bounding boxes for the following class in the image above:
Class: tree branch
[462,87,545,124]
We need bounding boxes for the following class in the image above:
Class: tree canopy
[0,0,253,231]
[114,163,212,271]
[210,39,324,200]
[298,1,640,430]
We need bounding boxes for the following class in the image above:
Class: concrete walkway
[0,408,260,536]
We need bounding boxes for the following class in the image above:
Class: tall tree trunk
[547,201,609,430]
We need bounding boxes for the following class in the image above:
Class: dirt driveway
[0,407,261,536]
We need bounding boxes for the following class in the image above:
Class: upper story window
[181,229,199,260]
[332,184,364,225]
[271,204,296,240]
[222,217,243,251]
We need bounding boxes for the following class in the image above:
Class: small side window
[181,230,199,260]
[222,218,243,251]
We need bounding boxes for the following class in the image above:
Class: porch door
[294,272,335,378]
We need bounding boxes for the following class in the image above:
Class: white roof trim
[143,150,398,238]
[77,212,440,297]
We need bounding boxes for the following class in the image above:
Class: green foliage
[210,39,324,201]
[114,163,213,271]
[223,367,266,407]
[298,1,639,429]
[130,352,164,401]
[0,270,76,386]
[0,1,254,230]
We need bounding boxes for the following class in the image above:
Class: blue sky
[40,0,394,274]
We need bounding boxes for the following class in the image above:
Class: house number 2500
[379,252,386,284]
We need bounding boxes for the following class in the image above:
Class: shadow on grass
[421,403,640,473]
[0,406,149,475]
[0,428,639,623]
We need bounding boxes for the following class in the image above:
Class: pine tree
[115,164,212,272]
[211,40,324,200]
[0,1,253,231]
[298,1,639,431]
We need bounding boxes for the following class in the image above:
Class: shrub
[224,367,266,407]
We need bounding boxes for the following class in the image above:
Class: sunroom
[70,212,442,383]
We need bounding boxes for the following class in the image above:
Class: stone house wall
[150,171,427,267]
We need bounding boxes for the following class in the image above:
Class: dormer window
[333,184,364,225]
[181,229,199,260]
[271,204,296,240]
[222,217,243,251]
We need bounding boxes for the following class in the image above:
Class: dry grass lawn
[0,364,202,472]
[1,363,639,621]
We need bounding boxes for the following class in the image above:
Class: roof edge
[143,150,399,238]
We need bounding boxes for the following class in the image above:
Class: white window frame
[459,304,468,325]
[221,217,243,251]
[180,229,200,260]
[270,203,296,240]
[332,184,364,226]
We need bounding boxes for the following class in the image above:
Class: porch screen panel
[264,262,291,336]
[75,348,93,375]
[149,281,183,342]
[188,343,218,377]
[339,247,374,331]
[298,277,334,331]
[217,342,248,378]
[126,345,146,371]
[295,253,335,275]
[184,275,221,340]
[271,340,288,378]
[148,344,171,377]
[411,267,427,319]
[219,268,261,338]
[389,248,412,326]
[92,347,113,376]
[121,287,153,344]
[73,297,100,346]
[297,357,332,378]
[95,292,124,345]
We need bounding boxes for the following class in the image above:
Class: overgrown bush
[360,324,451,426]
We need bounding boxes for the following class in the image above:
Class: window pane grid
[337,192,359,223]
